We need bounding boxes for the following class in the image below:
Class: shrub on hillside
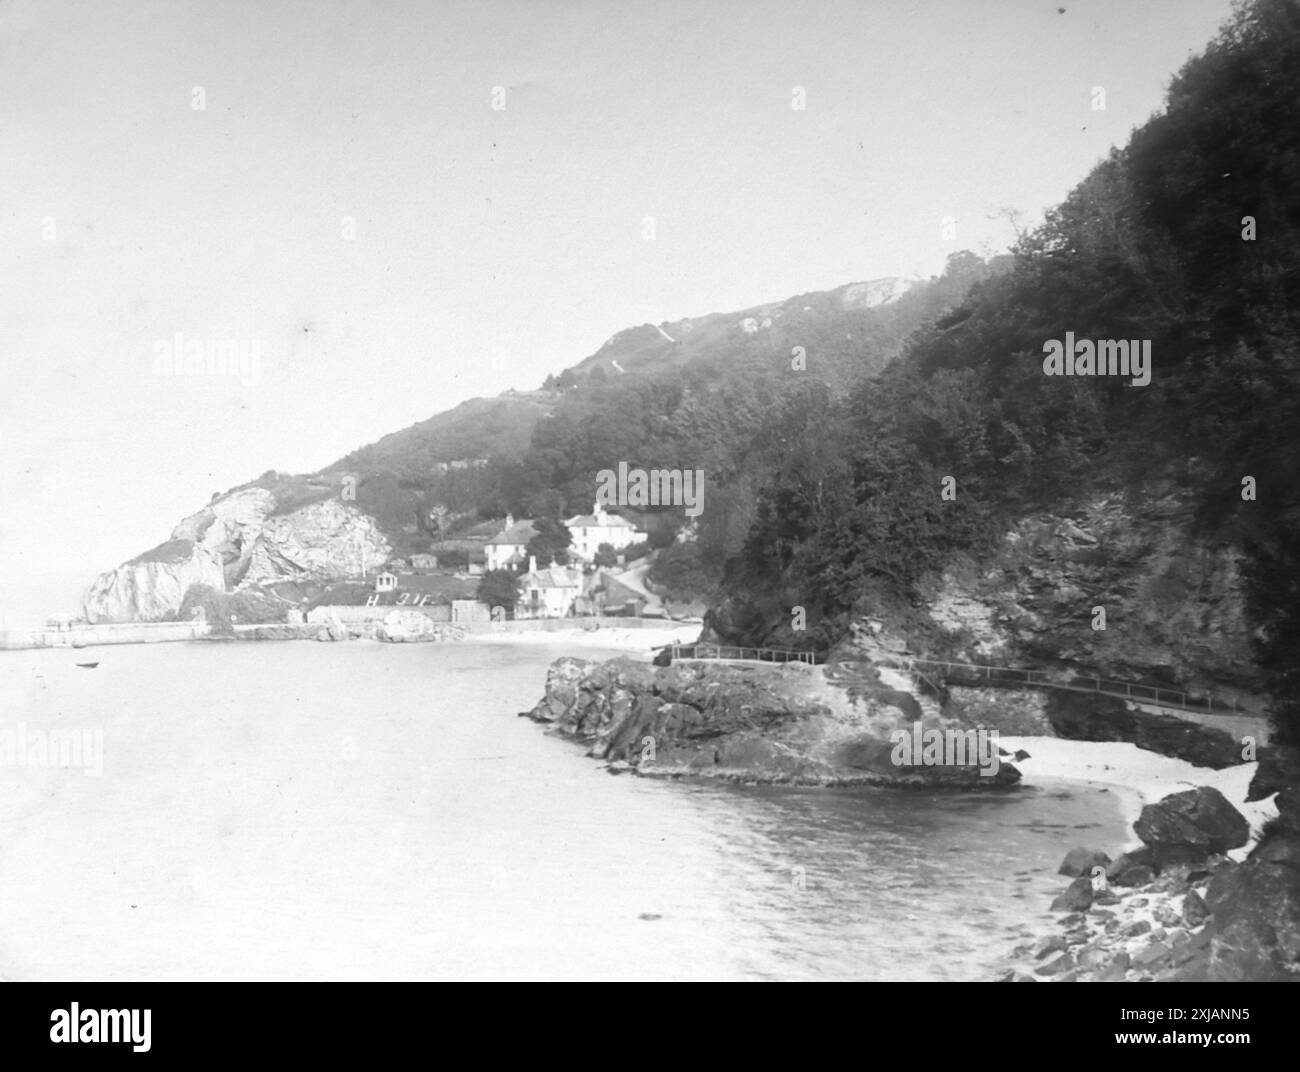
[177,584,288,635]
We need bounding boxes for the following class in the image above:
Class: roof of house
[486,519,538,546]
[565,512,639,530]
[600,575,648,603]
[524,565,583,589]
[459,520,501,540]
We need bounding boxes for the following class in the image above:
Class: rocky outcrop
[82,541,226,623]
[239,500,389,587]
[522,655,1021,787]
[840,277,914,309]
[924,492,1254,694]
[1201,841,1300,981]
[82,488,390,622]
[709,490,1258,711]
[1002,785,1300,981]
[814,626,1252,776]
[170,487,278,587]
[1043,691,1243,769]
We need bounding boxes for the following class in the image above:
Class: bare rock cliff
[82,490,391,622]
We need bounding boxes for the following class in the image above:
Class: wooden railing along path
[875,655,1250,717]
[668,643,818,665]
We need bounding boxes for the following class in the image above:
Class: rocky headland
[521,654,1021,787]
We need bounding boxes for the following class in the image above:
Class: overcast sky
[0,0,1237,622]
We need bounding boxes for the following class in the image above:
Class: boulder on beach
[1049,876,1095,913]
[1134,786,1250,855]
[377,610,439,642]
[1107,850,1157,887]
[1035,952,1075,976]
[315,617,348,641]
[1058,847,1111,877]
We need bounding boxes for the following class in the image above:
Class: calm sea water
[0,640,1128,981]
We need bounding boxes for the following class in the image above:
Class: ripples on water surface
[0,640,1129,980]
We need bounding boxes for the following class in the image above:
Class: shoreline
[995,739,1280,982]
[997,736,1277,859]
[1,619,702,654]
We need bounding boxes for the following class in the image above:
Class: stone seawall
[0,622,210,650]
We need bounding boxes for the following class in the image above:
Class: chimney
[528,555,538,575]
[593,500,604,523]
[505,512,514,529]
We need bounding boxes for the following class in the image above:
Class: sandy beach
[999,736,1277,857]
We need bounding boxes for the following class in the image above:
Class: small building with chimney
[517,556,584,619]
[485,514,539,571]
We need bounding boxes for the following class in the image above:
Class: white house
[484,514,538,571]
[518,556,584,619]
[563,502,644,561]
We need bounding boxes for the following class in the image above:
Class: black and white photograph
[1,0,1298,1030]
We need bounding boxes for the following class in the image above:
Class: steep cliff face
[83,541,227,623]
[170,487,277,587]
[239,500,390,586]
[82,490,391,622]
[711,489,1255,705]
[916,490,1253,699]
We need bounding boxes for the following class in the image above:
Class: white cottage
[518,556,584,619]
[563,502,644,561]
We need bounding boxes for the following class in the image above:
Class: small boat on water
[75,662,99,669]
